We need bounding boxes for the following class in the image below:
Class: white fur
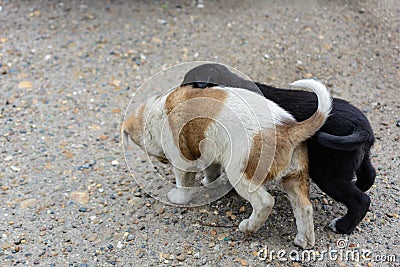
[223,86,296,126]
[292,205,315,249]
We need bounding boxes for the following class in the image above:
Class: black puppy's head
[182,63,260,93]
[182,63,229,88]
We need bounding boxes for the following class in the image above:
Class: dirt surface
[0,1,399,266]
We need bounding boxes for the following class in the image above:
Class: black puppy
[182,63,376,234]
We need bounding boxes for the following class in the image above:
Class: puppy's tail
[287,79,332,145]
[314,130,372,151]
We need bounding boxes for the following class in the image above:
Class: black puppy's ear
[181,81,218,88]
[194,82,208,88]
[194,82,219,88]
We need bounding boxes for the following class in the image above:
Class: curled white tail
[290,79,332,118]
[288,79,332,144]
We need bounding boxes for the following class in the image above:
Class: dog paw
[239,219,251,233]
[167,188,192,205]
[294,233,315,249]
[239,219,255,233]
[329,217,354,234]
[294,234,307,249]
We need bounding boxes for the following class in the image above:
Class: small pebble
[303,73,313,79]
[240,259,249,266]
[18,81,32,89]
[239,206,246,213]
[1,185,10,191]
[70,191,89,205]
[175,253,186,262]
[10,166,20,172]
[20,198,39,209]
[196,0,204,9]
[111,160,119,166]
[128,197,141,206]
[2,242,12,249]
[157,19,167,25]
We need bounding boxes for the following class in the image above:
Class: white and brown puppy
[123,79,332,249]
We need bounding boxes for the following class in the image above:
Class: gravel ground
[0,1,399,266]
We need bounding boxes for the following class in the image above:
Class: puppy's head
[122,96,168,163]
[182,63,260,94]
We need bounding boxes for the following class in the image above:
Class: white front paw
[294,233,314,249]
[239,219,254,234]
[294,234,306,249]
[167,188,192,205]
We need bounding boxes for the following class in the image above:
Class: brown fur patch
[266,126,292,181]
[124,104,146,145]
[244,131,276,185]
[244,101,324,185]
[244,125,310,185]
[281,142,310,206]
[288,111,326,145]
[244,132,262,183]
[165,85,227,160]
[244,126,291,184]
[282,168,311,207]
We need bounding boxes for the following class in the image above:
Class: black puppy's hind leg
[317,179,370,234]
[355,154,376,192]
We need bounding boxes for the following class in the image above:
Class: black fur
[182,63,376,234]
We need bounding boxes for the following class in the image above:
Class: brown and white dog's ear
[122,104,146,148]
[121,122,130,150]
